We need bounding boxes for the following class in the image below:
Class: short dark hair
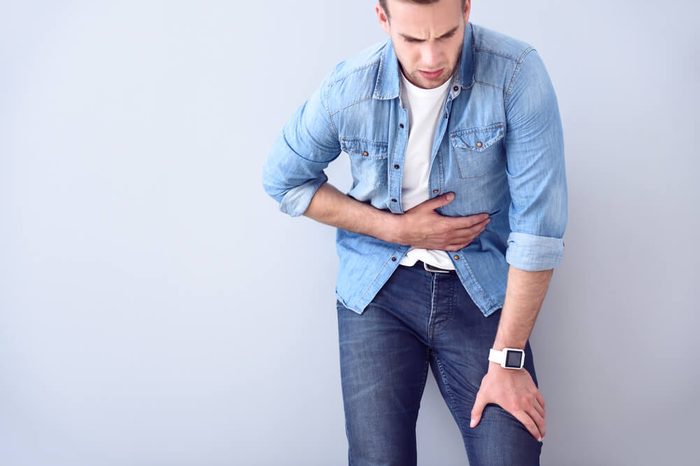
[379,0,467,19]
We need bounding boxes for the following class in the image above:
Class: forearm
[491,266,553,356]
[302,182,399,243]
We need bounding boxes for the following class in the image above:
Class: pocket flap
[450,124,505,152]
[340,138,388,159]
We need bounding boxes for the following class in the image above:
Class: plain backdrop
[1,1,698,465]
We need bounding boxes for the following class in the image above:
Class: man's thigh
[336,295,430,466]
[428,281,543,465]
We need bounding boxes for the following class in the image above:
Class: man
[262,0,567,464]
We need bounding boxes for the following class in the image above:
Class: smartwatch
[488,347,525,370]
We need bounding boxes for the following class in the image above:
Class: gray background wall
[1,1,697,465]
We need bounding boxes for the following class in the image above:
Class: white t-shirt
[397,70,456,270]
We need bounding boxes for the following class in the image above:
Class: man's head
[375,0,471,89]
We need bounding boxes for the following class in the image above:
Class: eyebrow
[399,26,460,42]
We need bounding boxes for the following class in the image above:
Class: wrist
[492,339,527,352]
[383,212,405,244]
[488,361,508,372]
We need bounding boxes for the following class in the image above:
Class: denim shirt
[262,23,568,317]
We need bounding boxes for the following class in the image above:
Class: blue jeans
[336,261,543,465]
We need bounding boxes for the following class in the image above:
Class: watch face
[505,350,523,368]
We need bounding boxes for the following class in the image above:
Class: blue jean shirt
[262,22,568,317]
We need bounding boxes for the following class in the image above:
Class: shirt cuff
[505,231,565,271]
[279,174,328,217]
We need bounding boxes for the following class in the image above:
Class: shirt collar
[373,22,475,100]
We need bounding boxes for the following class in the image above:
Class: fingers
[513,409,544,442]
[444,221,490,250]
[530,406,546,439]
[469,391,488,428]
[472,401,546,442]
[452,221,490,239]
[420,192,455,210]
[449,213,490,228]
[535,391,546,412]
[516,392,546,441]
[533,393,545,419]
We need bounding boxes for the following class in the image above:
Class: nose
[420,42,442,69]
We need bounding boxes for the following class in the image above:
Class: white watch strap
[488,347,525,369]
[488,348,505,365]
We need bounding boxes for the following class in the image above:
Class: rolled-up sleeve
[262,76,341,217]
[503,48,568,271]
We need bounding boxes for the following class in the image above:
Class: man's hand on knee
[469,364,546,442]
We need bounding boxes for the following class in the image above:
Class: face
[376,0,470,89]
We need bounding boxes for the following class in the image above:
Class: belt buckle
[423,261,450,274]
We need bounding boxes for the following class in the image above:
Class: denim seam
[281,131,338,164]
[428,273,438,342]
[359,252,403,306]
[436,150,444,195]
[339,137,389,146]
[505,47,536,100]
[473,79,504,91]
[433,353,466,430]
[327,56,382,88]
[320,82,340,136]
[474,47,523,62]
[329,95,376,117]
[421,348,430,394]
[450,122,505,137]
[457,257,495,309]
[447,278,455,321]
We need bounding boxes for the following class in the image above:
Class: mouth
[419,68,444,79]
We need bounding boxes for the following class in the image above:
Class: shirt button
[391,198,397,202]
[362,150,369,156]
[399,123,404,129]
[391,256,397,261]
[393,164,400,169]
[453,85,459,92]
[453,254,460,260]
[475,141,483,148]
[432,189,439,194]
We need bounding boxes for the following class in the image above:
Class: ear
[463,0,472,23]
[375,2,390,35]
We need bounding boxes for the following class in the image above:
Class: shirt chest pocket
[340,138,389,188]
[449,123,505,179]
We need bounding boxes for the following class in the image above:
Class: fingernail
[538,437,543,442]
[469,419,476,428]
